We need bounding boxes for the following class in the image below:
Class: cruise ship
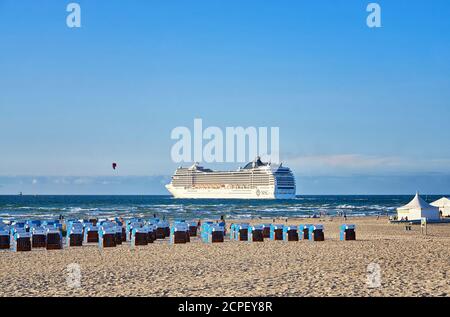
[165,157,296,199]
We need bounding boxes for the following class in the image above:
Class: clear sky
[1,0,450,194]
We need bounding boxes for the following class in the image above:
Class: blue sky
[1,0,450,194]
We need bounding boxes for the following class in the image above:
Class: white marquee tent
[431,197,450,217]
[397,192,440,221]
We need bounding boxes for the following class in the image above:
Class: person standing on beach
[219,215,226,235]
[343,212,347,221]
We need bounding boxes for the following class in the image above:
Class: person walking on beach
[219,215,226,235]
[343,212,347,221]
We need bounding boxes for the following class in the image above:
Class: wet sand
[1,217,449,297]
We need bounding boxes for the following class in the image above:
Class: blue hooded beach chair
[283,225,299,242]
[170,222,189,244]
[308,224,324,241]
[234,223,249,241]
[131,226,150,248]
[31,226,47,248]
[46,227,63,250]
[84,223,99,243]
[13,231,32,252]
[0,226,10,249]
[270,224,284,240]
[67,223,84,247]
[248,224,264,242]
[202,223,224,243]
[98,225,117,249]
[155,221,170,239]
[340,224,356,241]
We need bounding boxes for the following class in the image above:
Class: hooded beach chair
[201,223,224,243]
[170,223,189,244]
[270,224,284,241]
[210,224,224,243]
[98,226,117,249]
[14,231,31,252]
[248,225,264,242]
[46,228,63,250]
[155,221,170,239]
[308,224,324,241]
[84,223,99,243]
[31,227,47,248]
[131,226,149,247]
[283,225,299,242]
[234,223,249,241]
[340,224,356,241]
[261,224,271,238]
[67,223,84,247]
[0,226,10,249]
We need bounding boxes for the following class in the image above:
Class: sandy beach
[1,216,449,297]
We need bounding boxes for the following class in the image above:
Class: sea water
[0,195,445,221]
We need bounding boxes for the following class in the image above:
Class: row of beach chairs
[0,217,201,251]
[228,223,356,242]
[0,217,356,251]
[197,222,355,243]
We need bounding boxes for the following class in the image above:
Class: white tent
[397,192,440,221]
[431,197,450,217]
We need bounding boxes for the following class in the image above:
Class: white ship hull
[165,184,295,199]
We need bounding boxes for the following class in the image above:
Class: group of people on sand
[390,215,408,221]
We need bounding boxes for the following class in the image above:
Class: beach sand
[1,216,449,297]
